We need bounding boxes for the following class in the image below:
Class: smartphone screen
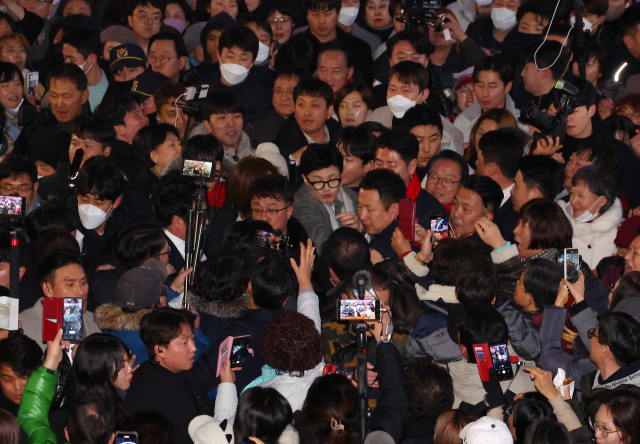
[430,215,449,248]
[0,195,26,217]
[62,298,83,341]
[564,248,580,284]
[116,432,138,444]
[183,159,213,178]
[254,230,290,254]
[26,72,38,95]
[337,299,380,321]
[489,342,514,380]
[230,337,251,368]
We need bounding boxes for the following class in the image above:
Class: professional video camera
[518,79,579,142]
[402,0,441,31]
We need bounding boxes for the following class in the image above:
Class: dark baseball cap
[130,71,170,102]
[116,268,162,310]
[110,44,146,73]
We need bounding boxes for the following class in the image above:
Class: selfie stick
[353,270,373,444]
[573,0,587,80]
[9,230,19,299]
[182,177,208,309]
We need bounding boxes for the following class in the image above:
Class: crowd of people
[0,0,639,443]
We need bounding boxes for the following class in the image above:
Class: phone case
[473,343,492,382]
[42,297,63,342]
[216,335,254,377]
[398,198,417,241]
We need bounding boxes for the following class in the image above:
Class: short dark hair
[250,257,296,309]
[133,124,180,169]
[140,307,195,360]
[47,63,88,91]
[249,174,294,206]
[398,102,443,135]
[265,1,298,23]
[459,175,502,213]
[318,40,352,68]
[572,140,616,173]
[376,128,419,166]
[154,81,187,110]
[94,95,140,127]
[597,312,640,367]
[0,332,42,377]
[75,156,125,202]
[516,2,550,23]
[519,199,573,251]
[115,222,166,270]
[564,77,597,109]
[431,238,491,286]
[0,155,37,185]
[234,387,294,444]
[426,150,470,179]
[572,165,618,214]
[190,253,250,303]
[517,155,564,200]
[360,121,389,135]
[334,126,376,165]
[183,134,224,165]
[238,13,273,41]
[322,227,371,281]
[359,169,406,210]
[386,30,434,59]
[150,174,194,226]
[222,219,273,265]
[523,259,564,311]
[300,143,343,176]
[26,203,80,242]
[218,26,260,61]
[512,395,557,444]
[405,359,454,422]
[583,0,609,16]
[478,128,526,180]
[522,419,569,444]
[72,116,116,149]
[293,77,333,108]
[67,399,116,444]
[0,61,21,85]
[456,263,498,306]
[388,61,429,92]
[334,83,377,117]
[522,41,569,81]
[61,28,102,60]
[38,249,84,285]
[599,387,640,444]
[305,0,341,12]
[148,31,188,57]
[201,90,243,120]
[472,56,514,85]
[127,0,165,16]
[621,4,640,37]
[459,304,508,364]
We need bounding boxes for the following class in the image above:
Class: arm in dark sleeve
[17,10,45,46]
[367,342,408,443]
[459,37,487,69]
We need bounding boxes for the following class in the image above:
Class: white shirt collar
[502,183,514,207]
[302,126,330,145]
[164,229,186,259]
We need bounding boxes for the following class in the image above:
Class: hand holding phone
[116,431,138,444]
[337,299,381,321]
[429,215,449,249]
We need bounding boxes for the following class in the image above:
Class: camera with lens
[519,80,579,142]
[402,0,441,31]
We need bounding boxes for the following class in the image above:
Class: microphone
[68,148,84,180]
[352,270,372,300]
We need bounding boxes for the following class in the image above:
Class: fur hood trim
[415,284,458,304]
[278,425,299,444]
[186,292,251,318]
[94,304,154,331]
[558,198,624,237]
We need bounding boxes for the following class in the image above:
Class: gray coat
[292,185,358,255]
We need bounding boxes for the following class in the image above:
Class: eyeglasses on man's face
[251,206,291,219]
[426,174,460,189]
[305,176,341,190]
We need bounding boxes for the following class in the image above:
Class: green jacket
[17,366,65,444]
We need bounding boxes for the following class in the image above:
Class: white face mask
[77,58,92,75]
[387,94,419,119]
[572,197,602,223]
[475,0,493,6]
[255,42,270,64]
[491,7,517,31]
[338,7,359,26]
[78,203,112,230]
[220,63,250,85]
[8,98,23,114]
[570,15,596,32]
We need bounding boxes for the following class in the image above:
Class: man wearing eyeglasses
[127,0,164,53]
[0,156,43,215]
[147,32,188,83]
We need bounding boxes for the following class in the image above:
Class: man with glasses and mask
[127,0,164,53]
[0,156,44,215]
[293,143,360,255]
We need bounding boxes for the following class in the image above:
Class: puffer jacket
[94,304,211,365]
[17,366,62,444]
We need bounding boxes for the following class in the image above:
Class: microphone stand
[355,277,371,444]
[182,177,208,309]
[573,0,587,80]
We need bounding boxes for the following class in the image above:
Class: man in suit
[475,128,527,244]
